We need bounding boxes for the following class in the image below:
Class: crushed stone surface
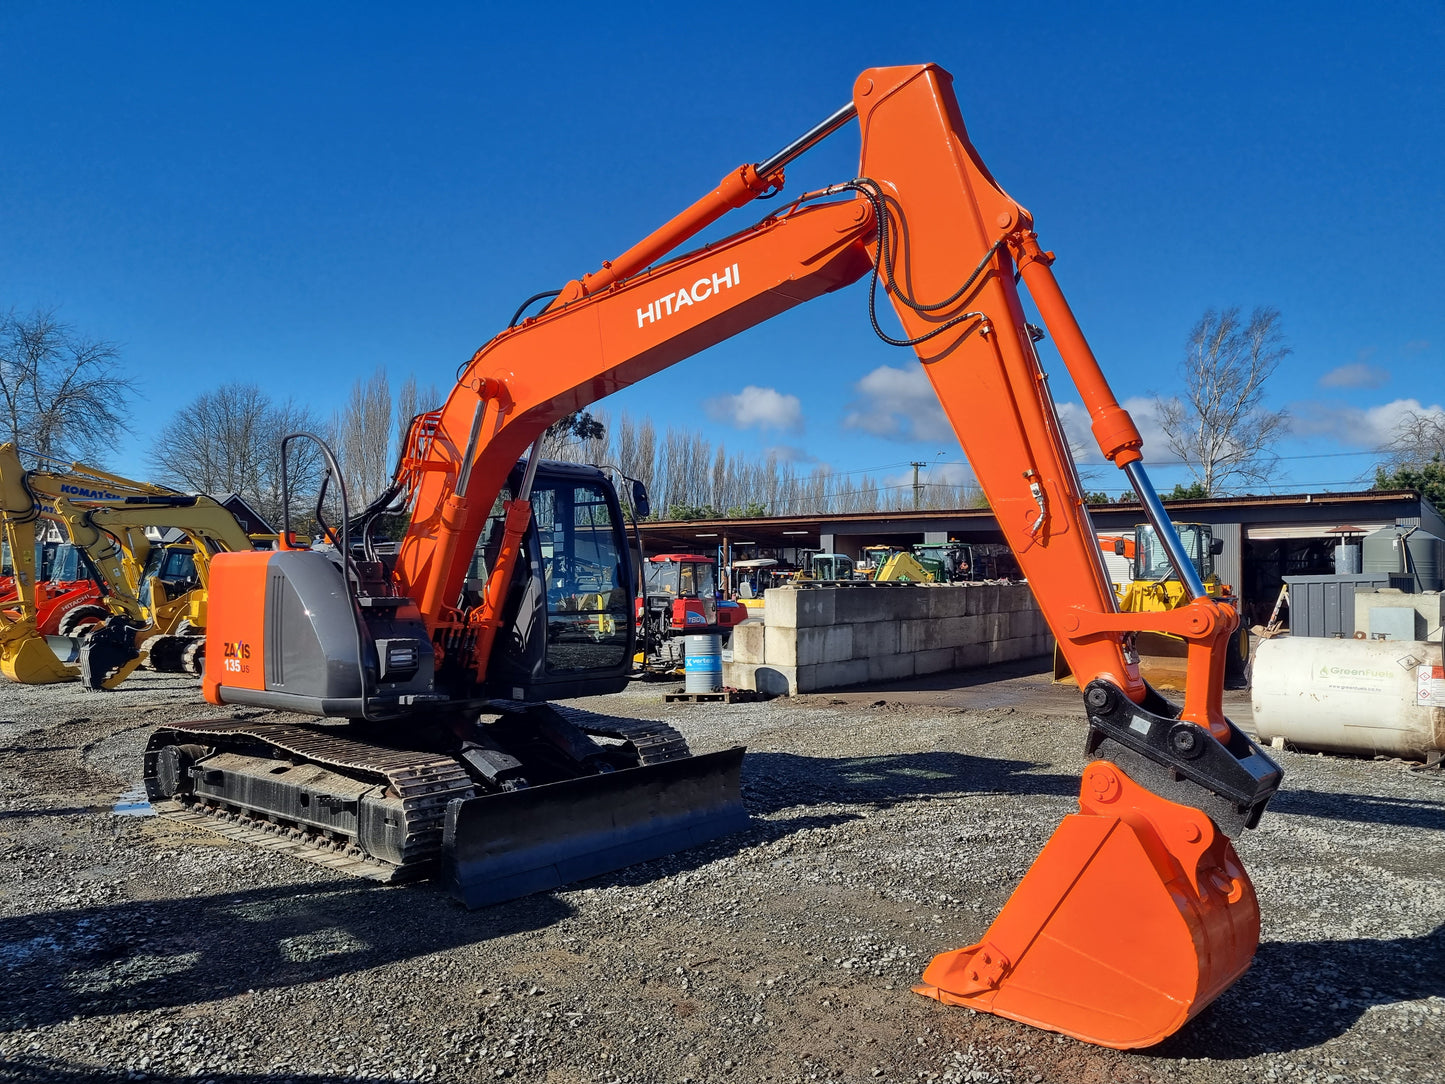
[0,660,1440,1084]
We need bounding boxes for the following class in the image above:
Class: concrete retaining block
[763,625,796,666]
[913,647,957,674]
[851,620,900,659]
[731,622,766,664]
[867,652,915,683]
[803,659,869,691]
[763,588,797,629]
[955,643,989,669]
[727,581,1051,694]
[797,625,854,666]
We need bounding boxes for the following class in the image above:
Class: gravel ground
[0,660,1440,1084]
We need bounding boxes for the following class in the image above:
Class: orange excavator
[145,65,1281,1050]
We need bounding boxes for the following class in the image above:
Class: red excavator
[146,64,1280,1050]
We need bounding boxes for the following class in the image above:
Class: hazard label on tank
[1418,664,1445,707]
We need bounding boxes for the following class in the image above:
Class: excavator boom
[188,64,1282,1049]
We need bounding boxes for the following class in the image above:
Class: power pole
[911,461,926,509]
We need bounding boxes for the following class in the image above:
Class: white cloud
[1291,397,1445,448]
[841,365,954,442]
[703,385,803,433]
[763,444,818,464]
[1319,362,1389,390]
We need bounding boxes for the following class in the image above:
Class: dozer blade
[915,760,1258,1049]
[443,746,748,908]
[1,634,78,684]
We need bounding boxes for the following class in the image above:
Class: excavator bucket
[443,746,748,908]
[1,633,77,684]
[915,761,1258,1049]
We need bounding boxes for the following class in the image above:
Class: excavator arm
[198,64,1283,1049]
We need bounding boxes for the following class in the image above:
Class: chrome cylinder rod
[1122,460,1207,599]
[755,102,858,178]
[516,435,546,501]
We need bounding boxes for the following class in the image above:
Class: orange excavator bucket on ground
[916,761,1258,1048]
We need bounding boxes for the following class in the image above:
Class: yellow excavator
[1056,521,1249,687]
[0,445,172,685]
[868,547,938,582]
[0,443,263,688]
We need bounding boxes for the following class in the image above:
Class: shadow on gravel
[0,745,77,755]
[1269,787,1445,831]
[1157,922,1445,1058]
[0,878,569,1030]
[740,749,1077,814]
[0,751,1076,1032]
[0,1061,411,1084]
[575,749,1079,895]
[0,806,94,819]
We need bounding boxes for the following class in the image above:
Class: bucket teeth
[916,761,1259,1049]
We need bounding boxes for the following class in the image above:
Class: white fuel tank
[1252,637,1445,759]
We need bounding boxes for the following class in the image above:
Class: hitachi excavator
[145,65,1281,1050]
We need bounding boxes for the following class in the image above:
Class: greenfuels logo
[1320,664,1392,680]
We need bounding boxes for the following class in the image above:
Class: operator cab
[470,460,636,700]
[1131,523,1223,583]
[138,545,201,609]
[808,553,857,581]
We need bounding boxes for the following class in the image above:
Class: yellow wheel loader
[1055,521,1250,687]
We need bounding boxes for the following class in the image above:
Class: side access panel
[203,550,271,704]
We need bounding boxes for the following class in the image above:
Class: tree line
[541,409,986,520]
[6,303,1443,521]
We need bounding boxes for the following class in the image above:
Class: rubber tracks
[505,703,692,766]
[144,718,475,882]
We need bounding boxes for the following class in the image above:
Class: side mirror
[1211,537,1224,556]
[1113,540,1126,556]
[630,479,651,519]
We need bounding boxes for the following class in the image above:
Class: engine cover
[204,548,436,717]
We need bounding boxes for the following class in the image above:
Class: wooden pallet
[664,689,769,704]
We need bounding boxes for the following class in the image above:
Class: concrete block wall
[723,584,1053,695]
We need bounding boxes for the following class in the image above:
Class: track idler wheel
[915,761,1259,1049]
[147,635,189,673]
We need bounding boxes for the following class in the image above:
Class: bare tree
[334,367,393,506]
[393,375,443,464]
[1154,307,1290,495]
[1382,406,1445,469]
[150,383,328,529]
[0,307,136,463]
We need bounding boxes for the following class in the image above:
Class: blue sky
[3,2,1442,502]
